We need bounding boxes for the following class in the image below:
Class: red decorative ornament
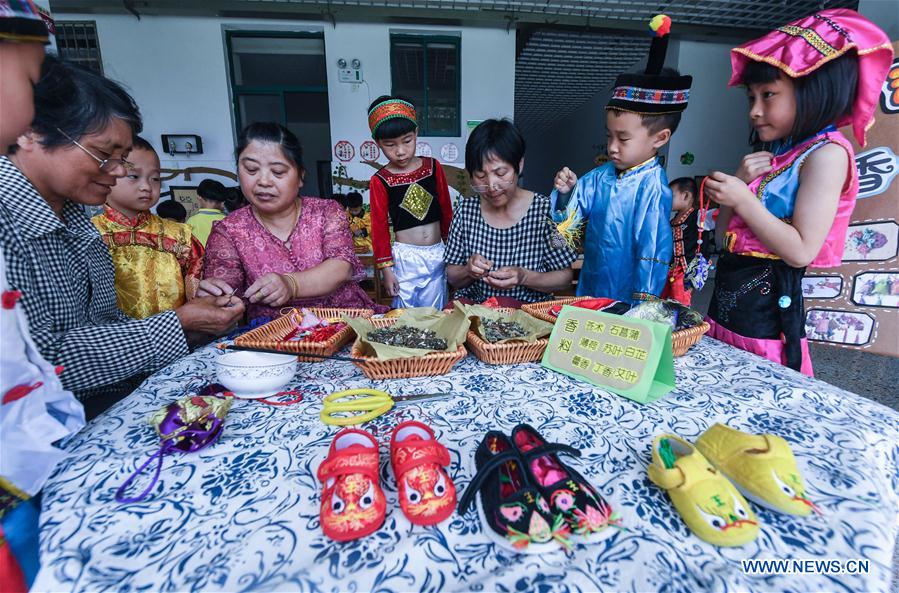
[334,140,355,162]
[3,381,43,405]
[1,290,22,309]
[360,140,381,161]
[649,14,671,37]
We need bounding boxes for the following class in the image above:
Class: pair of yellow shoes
[648,423,819,547]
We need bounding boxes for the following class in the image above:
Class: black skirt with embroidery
[708,253,807,371]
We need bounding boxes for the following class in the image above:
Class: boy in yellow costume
[345,191,372,253]
[92,137,204,319]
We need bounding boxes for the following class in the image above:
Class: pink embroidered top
[724,127,857,268]
[203,197,381,320]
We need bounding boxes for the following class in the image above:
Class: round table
[34,338,899,592]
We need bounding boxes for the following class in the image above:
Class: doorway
[226,31,331,197]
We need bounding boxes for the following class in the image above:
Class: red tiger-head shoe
[390,421,457,526]
[317,428,387,541]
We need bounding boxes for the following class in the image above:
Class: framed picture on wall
[168,186,200,218]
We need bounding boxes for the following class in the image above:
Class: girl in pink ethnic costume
[704,9,892,375]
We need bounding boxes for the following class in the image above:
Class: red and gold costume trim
[368,99,417,137]
[92,207,204,319]
[369,157,453,268]
[670,207,695,271]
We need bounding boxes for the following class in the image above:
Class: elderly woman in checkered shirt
[0,57,244,416]
[444,119,577,306]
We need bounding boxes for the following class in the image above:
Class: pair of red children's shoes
[317,420,457,541]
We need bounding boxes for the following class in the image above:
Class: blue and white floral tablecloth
[34,338,899,593]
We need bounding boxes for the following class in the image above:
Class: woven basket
[521,297,589,323]
[465,332,548,365]
[671,321,710,357]
[235,307,373,362]
[522,298,710,357]
[464,306,548,365]
[350,317,467,379]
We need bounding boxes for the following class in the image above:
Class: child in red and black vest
[663,176,705,306]
[367,95,453,309]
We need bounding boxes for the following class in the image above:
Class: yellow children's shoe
[648,434,760,547]
[695,423,819,517]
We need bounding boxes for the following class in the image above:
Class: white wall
[55,13,327,200]
[665,39,749,181]
[57,12,515,204]
[324,23,516,201]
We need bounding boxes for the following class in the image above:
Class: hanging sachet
[684,177,712,292]
[115,393,232,503]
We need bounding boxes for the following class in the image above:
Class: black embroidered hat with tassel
[606,15,693,115]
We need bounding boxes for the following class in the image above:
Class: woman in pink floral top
[198,123,382,320]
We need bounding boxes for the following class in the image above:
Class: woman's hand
[466,253,493,280]
[735,151,773,184]
[704,171,755,212]
[380,267,400,297]
[554,167,577,193]
[196,277,235,298]
[244,272,293,306]
[484,266,528,290]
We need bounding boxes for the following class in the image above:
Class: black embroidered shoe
[458,431,572,554]
[510,424,623,543]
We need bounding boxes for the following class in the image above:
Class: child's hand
[735,151,773,184]
[554,167,577,193]
[485,267,527,290]
[381,267,400,297]
[466,253,493,280]
[704,171,754,211]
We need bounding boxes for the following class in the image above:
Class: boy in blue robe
[551,15,692,304]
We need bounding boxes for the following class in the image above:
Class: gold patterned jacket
[92,207,204,319]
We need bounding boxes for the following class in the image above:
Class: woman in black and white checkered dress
[444,119,577,305]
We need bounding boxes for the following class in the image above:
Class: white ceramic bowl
[215,351,297,398]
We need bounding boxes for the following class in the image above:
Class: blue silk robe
[551,157,673,303]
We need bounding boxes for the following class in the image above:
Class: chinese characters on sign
[359,140,380,162]
[550,312,652,390]
[334,140,355,162]
[855,147,899,199]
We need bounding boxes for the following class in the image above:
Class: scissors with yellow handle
[320,389,453,426]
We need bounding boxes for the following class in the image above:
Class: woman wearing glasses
[0,57,243,418]
[444,119,577,305]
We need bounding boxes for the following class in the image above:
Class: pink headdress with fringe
[729,8,893,147]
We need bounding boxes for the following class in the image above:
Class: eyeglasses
[471,178,516,194]
[56,127,134,173]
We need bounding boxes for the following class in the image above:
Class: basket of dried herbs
[343,307,469,379]
[460,304,554,365]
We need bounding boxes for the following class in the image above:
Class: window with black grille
[390,34,460,137]
[56,21,103,73]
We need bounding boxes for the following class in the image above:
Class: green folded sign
[541,306,675,403]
